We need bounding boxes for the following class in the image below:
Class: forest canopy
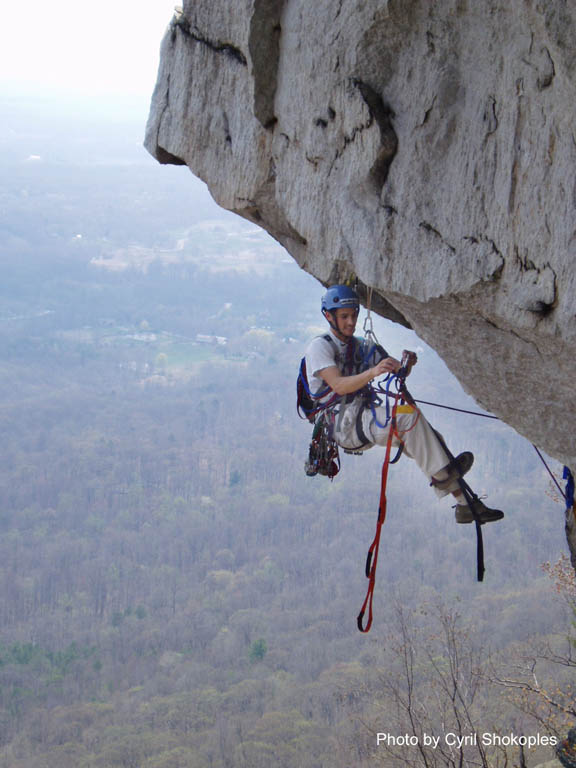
[0,93,571,768]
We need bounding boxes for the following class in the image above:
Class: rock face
[145,1,576,554]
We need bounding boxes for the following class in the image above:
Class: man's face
[327,307,358,337]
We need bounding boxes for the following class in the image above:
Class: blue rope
[369,373,397,428]
[362,342,382,368]
[299,357,331,399]
[564,466,575,510]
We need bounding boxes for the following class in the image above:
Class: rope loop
[357,395,399,633]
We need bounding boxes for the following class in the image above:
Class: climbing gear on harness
[304,412,340,479]
[430,451,474,491]
[330,336,390,451]
[454,499,504,524]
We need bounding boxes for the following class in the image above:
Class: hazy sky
[0,0,176,107]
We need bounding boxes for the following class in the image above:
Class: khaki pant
[334,399,455,499]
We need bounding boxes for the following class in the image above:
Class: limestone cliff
[145,1,576,556]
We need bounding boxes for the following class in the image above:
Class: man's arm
[319,357,401,395]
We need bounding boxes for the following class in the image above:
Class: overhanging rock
[145,0,576,557]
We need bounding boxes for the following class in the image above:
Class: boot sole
[455,510,504,525]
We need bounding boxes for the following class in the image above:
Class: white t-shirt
[305,330,350,398]
[305,330,389,399]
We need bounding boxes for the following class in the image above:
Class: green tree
[249,638,268,663]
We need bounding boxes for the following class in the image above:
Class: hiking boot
[431,451,474,491]
[454,499,504,525]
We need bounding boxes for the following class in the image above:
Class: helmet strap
[323,308,347,341]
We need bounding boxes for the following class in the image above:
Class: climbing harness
[297,334,366,479]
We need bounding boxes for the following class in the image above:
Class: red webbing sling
[356,395,399,633]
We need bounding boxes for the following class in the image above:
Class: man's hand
[320,353,407,395]
[371,357,401,378]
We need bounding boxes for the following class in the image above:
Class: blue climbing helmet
[321,285,360,315]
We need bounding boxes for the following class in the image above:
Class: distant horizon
[0,81,154,123]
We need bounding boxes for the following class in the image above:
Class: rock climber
[305,284,504,525]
